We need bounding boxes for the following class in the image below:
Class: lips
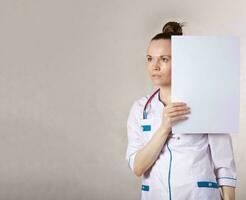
[152,74,162,78]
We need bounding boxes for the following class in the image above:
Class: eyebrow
[146,55,171,57]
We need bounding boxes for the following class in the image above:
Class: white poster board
[171,36,240,134]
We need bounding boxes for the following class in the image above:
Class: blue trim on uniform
[143,111,148,119]
[141,185,149,191]
[167,141,172,200]
[142,125,151,132]
[216,177,237,180]
[197,181,219,188]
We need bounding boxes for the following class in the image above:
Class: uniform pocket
[140,119,153,145]
[195,181,221,200]
[197,181,218,188]
[140,119,152,132]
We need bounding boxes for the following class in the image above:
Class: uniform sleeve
[208,134,237,187]
[125,101,144,173]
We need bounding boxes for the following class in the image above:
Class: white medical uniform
[126,89,237,200]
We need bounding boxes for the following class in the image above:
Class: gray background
[0,0,245,200]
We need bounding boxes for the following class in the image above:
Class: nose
[153,59,160,71]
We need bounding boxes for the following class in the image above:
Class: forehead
[147,39,171,56]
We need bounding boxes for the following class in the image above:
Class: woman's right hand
[161,102,191,133]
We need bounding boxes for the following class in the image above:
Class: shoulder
[127,94,150,120]
[131,94,150,111]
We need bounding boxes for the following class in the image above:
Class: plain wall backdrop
[0,0,245,199]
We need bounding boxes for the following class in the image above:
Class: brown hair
[151,21,184,40]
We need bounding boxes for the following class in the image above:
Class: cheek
[147,64,152,72]
[161,64,171,75]
[168,66,172,75]
[166,64,172,75]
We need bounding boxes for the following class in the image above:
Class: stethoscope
[143,88,167,119]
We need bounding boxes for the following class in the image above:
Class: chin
[152,80,170,87]
[151,81,162,87]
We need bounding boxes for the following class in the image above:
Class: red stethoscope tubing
[143,88,160,119]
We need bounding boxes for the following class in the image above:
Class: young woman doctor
[126,21,236,200]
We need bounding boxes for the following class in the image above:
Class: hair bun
[162,21,183,35]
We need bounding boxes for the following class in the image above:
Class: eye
[147,57,152,62]
[161,57,168,62]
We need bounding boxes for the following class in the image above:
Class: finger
[166,102,186,109]
[172,102,187,105]
[168,109,191,118]
[167,106,190,114]
[170,115,189,123]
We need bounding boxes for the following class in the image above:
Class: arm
[208,134,237,199]
[221,186,235,200]
[134,102,189,176]
[125,101,169,176]
[126,101,189,177]
[133,124,170,176]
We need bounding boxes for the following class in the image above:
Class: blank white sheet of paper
[171,36,240,134]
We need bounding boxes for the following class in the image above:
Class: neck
[159,85,171,105]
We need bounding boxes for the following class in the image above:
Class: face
[146,39,171,87]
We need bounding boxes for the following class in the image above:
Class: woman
[126,21,236,200]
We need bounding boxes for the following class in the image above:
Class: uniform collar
[157,89,167,107]
[149,89,165,118]
[151,88,166,107]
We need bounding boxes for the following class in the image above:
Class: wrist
[159,124,171,136]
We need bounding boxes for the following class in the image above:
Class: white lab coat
[126,89,237,200]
